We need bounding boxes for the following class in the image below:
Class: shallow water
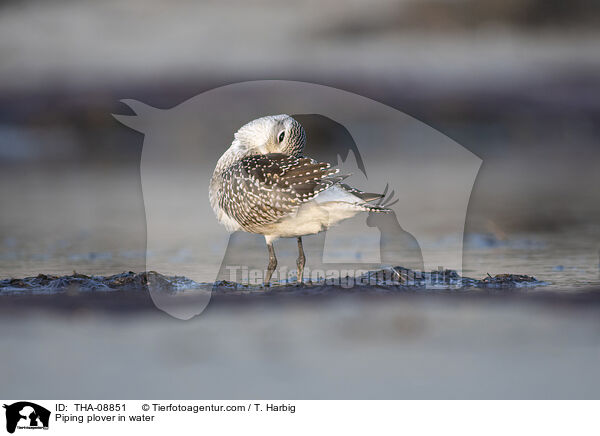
[1,212,599,291]
[1,159,599,292]
[0,157,598,401]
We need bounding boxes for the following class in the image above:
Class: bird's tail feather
[333,182,396,212]
[339,183,385,203]
[360,203,392,213]
[374,184,399,208]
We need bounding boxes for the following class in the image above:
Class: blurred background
[0,0,599,398]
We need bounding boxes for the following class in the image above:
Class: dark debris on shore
[0,267,544,296]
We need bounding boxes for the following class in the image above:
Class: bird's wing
[219,153,347,231]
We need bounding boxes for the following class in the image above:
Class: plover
[209,114,391,285]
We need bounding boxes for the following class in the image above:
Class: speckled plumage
[209,114,390,284]
[217,153,348,233]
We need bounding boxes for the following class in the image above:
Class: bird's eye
[278,131,285,143]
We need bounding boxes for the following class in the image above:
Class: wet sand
[1,281,599,399]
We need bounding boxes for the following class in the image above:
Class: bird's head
[232,114,306,157]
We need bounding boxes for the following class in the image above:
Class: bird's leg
[265,241,277,286]
[297,236,306,284]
